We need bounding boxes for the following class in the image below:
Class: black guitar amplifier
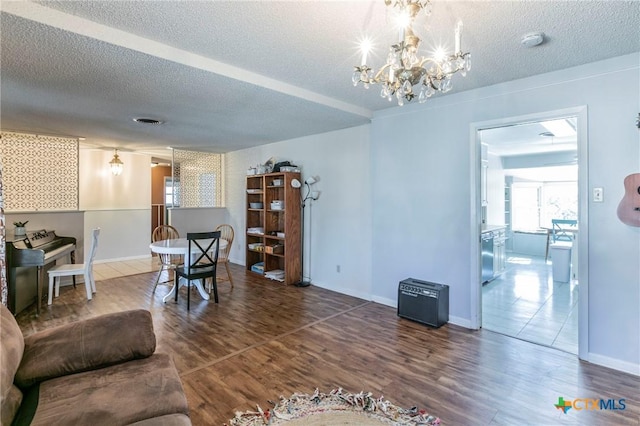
[397,278,449,328]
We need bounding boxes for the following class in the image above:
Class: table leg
[36,266,42,317]
[163,280,177,303]
[193,279,210,300]
[162,277,210,303]
[70,250,77,288]
[545,230,551,262]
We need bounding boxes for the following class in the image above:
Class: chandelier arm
[372,63,393,83]
[417,57,445,78]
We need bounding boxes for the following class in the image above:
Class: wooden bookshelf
[246,172,301,285]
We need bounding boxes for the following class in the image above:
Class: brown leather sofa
[0,306,192,426]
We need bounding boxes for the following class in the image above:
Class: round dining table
[149,237,227,303]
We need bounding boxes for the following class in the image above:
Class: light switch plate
[593,187,604,202]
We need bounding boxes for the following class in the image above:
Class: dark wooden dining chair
[174,231,221,310]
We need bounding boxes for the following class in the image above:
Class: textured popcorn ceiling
[0,1,638,155]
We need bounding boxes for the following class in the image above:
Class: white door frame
[469,106,589,360]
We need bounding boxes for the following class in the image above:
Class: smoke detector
[521,32,545,48]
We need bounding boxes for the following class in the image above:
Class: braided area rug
[227,388,440,425]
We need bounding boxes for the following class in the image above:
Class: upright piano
[6,230,76,316]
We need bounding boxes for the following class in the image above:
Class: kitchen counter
[481,225,507,283]
[482,225,506,234]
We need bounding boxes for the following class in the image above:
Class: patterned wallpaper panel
[0,161,6,306]
[0,132,79,211]
[172,149,223,208]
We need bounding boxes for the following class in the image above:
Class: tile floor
[92,257,158,281]
[482,253,579,354]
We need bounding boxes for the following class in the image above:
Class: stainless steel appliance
[481,231,494,283]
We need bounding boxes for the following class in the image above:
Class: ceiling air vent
[133,117,164,125]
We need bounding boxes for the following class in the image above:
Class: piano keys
[6,229,76,316]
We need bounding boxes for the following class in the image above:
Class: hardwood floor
[15,264,640,425]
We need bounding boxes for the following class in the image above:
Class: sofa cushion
[16,309,156,389]
[1,385,23,425]
[0,304,25,423]
[24,353,189,426]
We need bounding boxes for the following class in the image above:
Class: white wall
[5,211,84,259]
[225,125,373,300]
[221,53,639,374]
[79,150,150,210]
[168,207,229,237]
[84,210,150,261]
[371,53,639,372]
[79,149,152,261]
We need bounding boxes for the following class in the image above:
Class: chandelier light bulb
[432,46,447,63]
[395,10,412,31]
[360,38,373,66]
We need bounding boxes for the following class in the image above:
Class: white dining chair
[47,228,100,305]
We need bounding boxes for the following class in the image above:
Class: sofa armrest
[15,309,156,389]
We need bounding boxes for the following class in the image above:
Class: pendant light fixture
[109,149,124,176]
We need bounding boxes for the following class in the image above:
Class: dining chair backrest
[215,224,234,261]
[152,225,180,242]
[84,228,101,274]
[186,231,221,272]
[552,219,577,242]
[152,225,181,264]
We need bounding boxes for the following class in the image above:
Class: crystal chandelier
[352,0,471,106]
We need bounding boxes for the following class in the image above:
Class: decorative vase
[15,226,25,236]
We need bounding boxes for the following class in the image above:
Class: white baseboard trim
[371,295,395,307]
[448,315,472,329]
[370,296,472,329]
[229,257,244,266]
[94,254,152,264]
[311,281,371,302]
[587,353,640,376]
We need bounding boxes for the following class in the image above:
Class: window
[540,182,578,227]
[511,181,577,231]
[511,183,540,231]
[164,177,180,207]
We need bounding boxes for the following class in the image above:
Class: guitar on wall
[617,173,640,227]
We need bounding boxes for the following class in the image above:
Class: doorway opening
[472,107,588,359]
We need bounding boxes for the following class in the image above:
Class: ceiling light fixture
[541,119,576,138]
[109,149,124,176]
[352,0,471,106]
